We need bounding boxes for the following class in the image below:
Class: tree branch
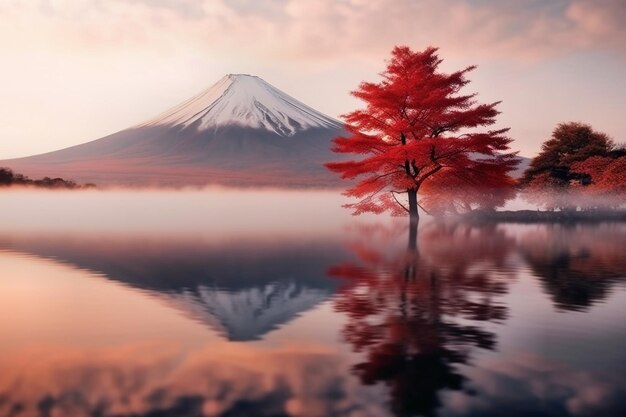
[416,200,433,216]
[391,191,410,213]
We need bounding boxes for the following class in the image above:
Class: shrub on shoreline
[0,167,95,189]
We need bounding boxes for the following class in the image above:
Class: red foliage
[327,223,515,416]
[326,46,519,216]
[520,123,622,210]
[524,153,626,210]
[573,156,626,197]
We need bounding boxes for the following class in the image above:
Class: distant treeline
[464,209,626,224]
[0,167,95,189]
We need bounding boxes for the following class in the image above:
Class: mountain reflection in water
[0,221,625,417]
[0,235,347,341]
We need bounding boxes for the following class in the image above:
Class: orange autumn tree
[571,155,626,207]
[326,46,519,222]
[520,122,617,210]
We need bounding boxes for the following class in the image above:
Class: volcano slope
[2,74,346,188]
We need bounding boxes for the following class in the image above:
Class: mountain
[0,233,346,340]
[141,73,341,135]
[157,282,329,341]
[0,74,346,187]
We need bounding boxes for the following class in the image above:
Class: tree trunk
[407,188,419,221]
[407,188,419,250]
[408,219,418,251]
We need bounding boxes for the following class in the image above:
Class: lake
[0,189,625,417]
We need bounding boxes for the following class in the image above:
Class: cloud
[0,342,388,417]
[566,0,626,51]
[1,0,626,64]
[459,353,626,417]
[273,0,626,62]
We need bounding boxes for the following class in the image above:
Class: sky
[0,0,625,159]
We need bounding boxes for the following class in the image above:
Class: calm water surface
[0,190,625,417]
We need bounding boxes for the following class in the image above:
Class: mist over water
[0,188,363,235]
[521,190,626,212]
[1,189,625,417]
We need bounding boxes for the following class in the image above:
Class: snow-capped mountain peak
[159,282,330,341]
[142,74,342,136]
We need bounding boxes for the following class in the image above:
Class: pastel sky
[1,0,625,159]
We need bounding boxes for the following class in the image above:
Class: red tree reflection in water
[328,222,516,417]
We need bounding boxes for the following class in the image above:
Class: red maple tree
[572,155,626,206]
[326,46,519,221]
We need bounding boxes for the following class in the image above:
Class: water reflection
[329,223,516,417]
[0,342,385,417]
[0,235,348,341]
[0,218,625,417]
[519,224,626,311]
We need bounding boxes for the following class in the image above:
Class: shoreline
[462,209,626,224]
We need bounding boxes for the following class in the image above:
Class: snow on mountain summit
[1,73,347,187]
[142,74,342,136]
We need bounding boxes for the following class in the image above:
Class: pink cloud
[566,0,626,49]
[2,0,626,63]
[0,342,387,417]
